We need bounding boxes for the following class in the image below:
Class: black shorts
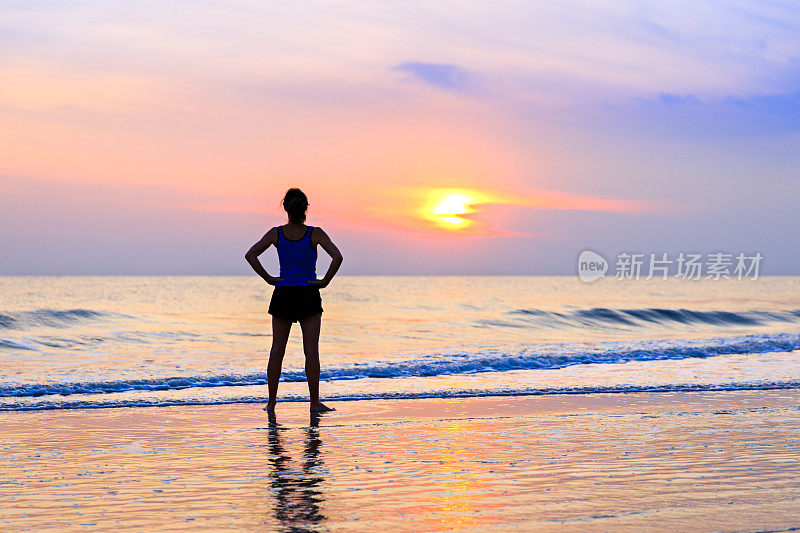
[268,285,323,322]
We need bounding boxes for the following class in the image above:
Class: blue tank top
[275,225,317,287]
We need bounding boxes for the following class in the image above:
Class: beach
[3,275,800,530]
[4,390,800,531]
[5,0,799,528]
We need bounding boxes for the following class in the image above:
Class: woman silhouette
[246,188,343,413]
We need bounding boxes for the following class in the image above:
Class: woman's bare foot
[310,401,335,413]
[262,401,276,413]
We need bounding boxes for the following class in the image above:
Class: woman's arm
[245,228,282,285]
[310,227,343,288]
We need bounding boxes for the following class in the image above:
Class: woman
[245,188,343,414]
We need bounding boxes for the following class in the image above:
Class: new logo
[577,250,608,282]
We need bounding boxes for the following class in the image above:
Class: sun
[421,189,490,230]
[432,193,473,227]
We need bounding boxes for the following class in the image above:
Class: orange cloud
[354,185,658,238]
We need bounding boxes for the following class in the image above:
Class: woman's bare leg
[299,313,335,412]
[265,315,292,412]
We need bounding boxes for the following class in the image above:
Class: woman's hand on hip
[266,276,283,286]
[308,278,329,288]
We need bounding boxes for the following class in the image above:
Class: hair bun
[282,188,309,224]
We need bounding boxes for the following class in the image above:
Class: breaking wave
[503,307,800,328]
[0,308,126,330]
[4,333,799,399]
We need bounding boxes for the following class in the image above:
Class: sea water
[1,275,799,410]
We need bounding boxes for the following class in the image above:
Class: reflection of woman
[266,414,326,529]
[246,188,343,413]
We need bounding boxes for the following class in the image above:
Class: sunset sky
[2,1,799,274]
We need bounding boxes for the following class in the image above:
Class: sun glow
[397,185,642,236]
[422,189,492,230]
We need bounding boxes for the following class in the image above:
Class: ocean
[2,275,800,411]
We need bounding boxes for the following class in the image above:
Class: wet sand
[3,391,800,531]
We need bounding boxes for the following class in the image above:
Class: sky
[1,0,799,275]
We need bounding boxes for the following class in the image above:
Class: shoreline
[5,378,800,412]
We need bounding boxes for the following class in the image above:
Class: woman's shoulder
[309,225,331,244]
[267,226,281,240]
